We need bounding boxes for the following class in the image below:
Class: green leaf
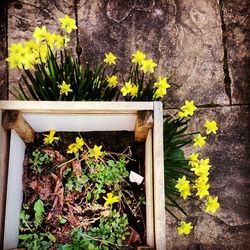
[34,199,45,227]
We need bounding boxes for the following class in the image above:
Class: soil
[20,131,147,249]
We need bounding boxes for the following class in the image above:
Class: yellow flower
[120,80,138,97]
[33,26,48,43]
[43,130,59,145]
[6,53,23,69]
[140,59,157,74]
[130,84,138,97]
[107,75,119,88]
[89,145,103,160]
[195,183,210,199]
[131,50,146,66]
[58,81,73,96]
[191,158,211,177]
[205,196,220,213]
[104,52,117,65]
[175,175,191,200]
[193,134,206,148]
[154,76,170,90]
[154,87,166,98]
[67,143,79,154]
[55,35,70,49]
[188,153,199,168]
[177,221,193,235]
[103,192,119,207]
[179,100,197,118]
[8,42,24,54]
[58,15,77,33]
[22,53,35,70]
[67,137,85,155]
[204,120,218,135]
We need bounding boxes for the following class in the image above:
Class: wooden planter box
[0,101,166,250]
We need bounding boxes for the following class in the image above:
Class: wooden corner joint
[2,110,34,143]
[135,111,154,142]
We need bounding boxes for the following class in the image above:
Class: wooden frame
[0,101,166,250]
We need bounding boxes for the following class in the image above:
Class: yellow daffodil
[43,130,59,145]
[193,134,206,148]
[103,192,119,207]
[130,84,138,97]
[154,76,170,89]
[67,143,79,154]
[205,196,220,213]
[107,75,119,88]
[58,81,73,96]
[175,175,191,200]
[8,42,24,54]
[195,183,210,199]
[154,87,166,98]
[191,158,211,177]
[103,52,117,65]
[204,120,218,135]
[131,50,146,66]
[6,53,23,69]
[33,26,48,43]
[58,15,77,33]
[89,145,103,160]
[140,59,157,74]
[67,137,85,155]
[22,53,35,70]
[121,80,138,97]
[55,35,70,49]
[177,221,193,235]
[178,100,197,119]
[188,153,199,168]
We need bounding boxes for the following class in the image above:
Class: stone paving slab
[165,106,250,249]
[77,0,229,107]
[223,0,250,104]
[7,0,75,99]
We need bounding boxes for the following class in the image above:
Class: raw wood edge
[2,110,34,143]
[153,102,166,250]
[145,129,154,246]
[135,111,153,142]
[0,110,9,249]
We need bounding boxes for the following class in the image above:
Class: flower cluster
[174,104,219,235]
[6,15,76,71]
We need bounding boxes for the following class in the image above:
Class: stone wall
[1,0,250,249]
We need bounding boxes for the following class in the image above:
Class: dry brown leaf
[72,160,82,177]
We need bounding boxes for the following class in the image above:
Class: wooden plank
[135,111,153,142]
[3,110,34,143]
[0,101,154,114]
[153,102,166,250]
[0,110,9,249]
[145,129,155,247]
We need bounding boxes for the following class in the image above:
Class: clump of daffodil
[177,221,193,235]
[120,80,138,98]
[58,15,77,33]
[67,137,85,155]
[175,175,191,200]
[106,75,119,88]
[89,145,104,160]
[58,81,73,96]
[204,120,218,135]
[43,130,59,145]
[103,52,117,65]
[193,134,206,148]
[153,76,171,99]
[131,50,146,66]
[205,196,220,213]
[103,192,119,207]
[178,100,197,119]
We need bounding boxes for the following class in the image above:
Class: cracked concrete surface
[1,0,250,248]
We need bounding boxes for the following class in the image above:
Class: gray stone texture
[7,0,76,99]
[77,0,229,107]
[165,106,250,249]
[223,0,250,104]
